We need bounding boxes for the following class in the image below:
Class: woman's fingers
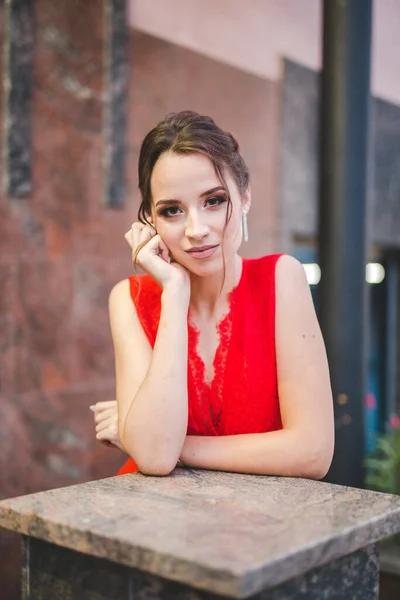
[131,222,143,249]
[94,412,118,434]
[95,420,110,434]
[96,419,118,436]
[139,223,155,244]
[93,408,114,425]
[90,400,116,409]
[96,429,114,442]
[158,237,171,263]
[141,233,171,264]
[124,230,132,249]
[90,399,124,451]
[124,222,155,252]
[90,400,117,414]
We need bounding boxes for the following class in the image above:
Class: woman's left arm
[180,255,335,479]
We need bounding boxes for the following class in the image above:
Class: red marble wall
[0,2,280,597]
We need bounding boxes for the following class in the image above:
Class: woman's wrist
[161,285,190,310]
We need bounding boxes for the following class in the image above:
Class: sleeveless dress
[117,254,284,475]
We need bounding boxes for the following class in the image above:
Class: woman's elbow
[303,443,334,480]
[137,458,177,477]
[130,446,179,476]
[120,432,176,476]
[304,458,330,480]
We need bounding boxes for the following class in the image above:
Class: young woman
[91,111,334,478]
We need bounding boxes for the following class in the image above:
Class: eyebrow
[155,186,226,207]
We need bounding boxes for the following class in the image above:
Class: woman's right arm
[109,279,189,476]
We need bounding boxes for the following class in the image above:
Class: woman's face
[149,151,250,276]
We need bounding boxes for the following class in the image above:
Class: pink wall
[131,0,400,105]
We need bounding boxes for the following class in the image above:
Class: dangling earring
[242,210,249,242]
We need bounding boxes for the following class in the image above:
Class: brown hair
[138,111,249,221]
[135,111,250,283]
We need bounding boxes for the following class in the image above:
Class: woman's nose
[185,213,209,239]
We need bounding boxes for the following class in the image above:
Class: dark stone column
[2,0,34,197]
[318,0,373,488]
[103,0,129,209]
[22,536,379,600]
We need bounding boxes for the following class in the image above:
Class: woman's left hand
[90,400,127,453]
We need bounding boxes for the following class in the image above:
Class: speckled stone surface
[2,470,400,597]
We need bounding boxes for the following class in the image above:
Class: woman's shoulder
[109,278,131,308]
[109,274,161,310]
[243,253,285,278]
[245,253,303,273]
[128,273,162,296]
[243,254,306,295]
[109,275,162,342]
[274,254,311,299]
[244,254,311,315]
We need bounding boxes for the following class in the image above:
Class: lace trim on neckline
[187,259,246,428]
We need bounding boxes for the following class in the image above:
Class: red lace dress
[117,254,283,475]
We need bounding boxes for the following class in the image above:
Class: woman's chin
[178,255,223,278]
[190,264,224,279]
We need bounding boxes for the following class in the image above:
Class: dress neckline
[187,257,247,392]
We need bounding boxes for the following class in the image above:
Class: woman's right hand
[125,222,190,296]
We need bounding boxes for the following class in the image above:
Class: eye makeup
[157,194,227,219]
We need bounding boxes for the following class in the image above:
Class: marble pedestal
[1,470,400,599]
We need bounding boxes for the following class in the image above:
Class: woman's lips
[185,245,220,259]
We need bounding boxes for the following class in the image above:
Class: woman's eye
[159,196,226,217]
[206,195,227,207]
[160,206,182,217]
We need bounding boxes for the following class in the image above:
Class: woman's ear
[243,186,251,214]
[146,214,156,230]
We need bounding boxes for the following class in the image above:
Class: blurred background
[1,1,400,598]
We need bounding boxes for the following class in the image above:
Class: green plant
[365,415,400,495]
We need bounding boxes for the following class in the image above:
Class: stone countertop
[1,470,400,598]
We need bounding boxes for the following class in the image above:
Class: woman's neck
[189,254,243,320]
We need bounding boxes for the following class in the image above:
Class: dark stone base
[22,537,379,599]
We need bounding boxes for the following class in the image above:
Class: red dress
[117,254,283,475]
